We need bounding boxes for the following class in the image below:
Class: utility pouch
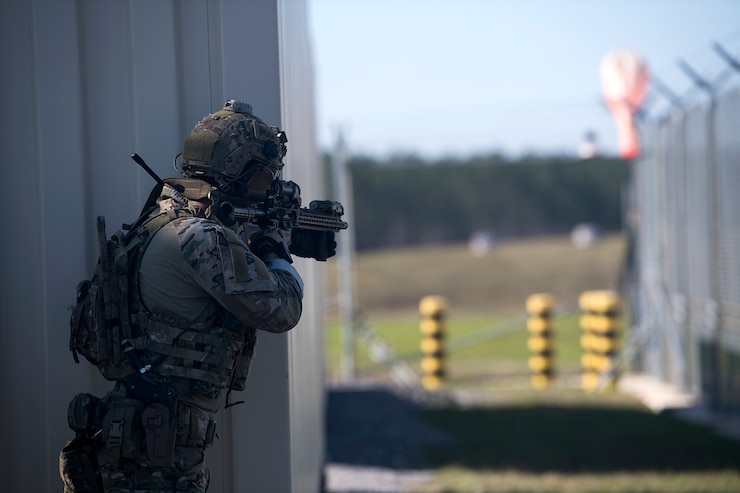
[69,276,108,366]
[176,404,217,448]
[228,330,257,392]
[59,435,102,493]
[142,403,176,467]
[67,393,101,433]
[100,400,143,463]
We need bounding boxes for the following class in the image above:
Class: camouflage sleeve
[175,217,303,333]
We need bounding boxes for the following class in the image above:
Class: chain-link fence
[629,86,740,412]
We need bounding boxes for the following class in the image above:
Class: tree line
[326,154,629,251]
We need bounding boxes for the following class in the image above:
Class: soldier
[61,100,328,492]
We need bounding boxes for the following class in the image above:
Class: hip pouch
[67,392,101,434]
[59,435,102,493]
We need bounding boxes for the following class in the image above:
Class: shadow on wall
[325,386,740,473]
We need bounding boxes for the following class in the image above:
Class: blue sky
[308,0,740,159]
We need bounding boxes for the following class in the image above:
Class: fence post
[579,290,621,391]
[419,295,448,391]
[526,293,556,389]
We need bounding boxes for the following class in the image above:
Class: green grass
[326,310,593,387]
[418,469,740,493]
[326,233,626,316]
[325,234,626,382]
[324,234,740,492]
[415,390,740,492]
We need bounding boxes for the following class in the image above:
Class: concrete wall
[0,0,325,491]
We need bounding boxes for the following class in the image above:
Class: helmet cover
[181,100,287,190]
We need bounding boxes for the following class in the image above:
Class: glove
[289,228,337,261]
[249,228,293,263]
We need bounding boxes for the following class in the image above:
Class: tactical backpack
[69,214,158,380]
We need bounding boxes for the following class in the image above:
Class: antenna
[131,153,164,186]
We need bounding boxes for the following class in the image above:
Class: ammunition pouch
[59,435,102,493]
[176,404,217,449]
[228,328,257,392]
[99,397,145,466]
[120,375,178,466]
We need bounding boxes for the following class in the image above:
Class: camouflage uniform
[93,195,303,492]
[61,100,314,493]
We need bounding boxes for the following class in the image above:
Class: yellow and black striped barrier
[579,290,621,391]
[526,293,555,389]
[419,295,448,391]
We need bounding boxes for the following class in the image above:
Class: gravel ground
[323,382,453,493]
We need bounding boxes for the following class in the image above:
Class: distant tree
[323,151,628,250]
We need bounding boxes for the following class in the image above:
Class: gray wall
[0,1,325,491]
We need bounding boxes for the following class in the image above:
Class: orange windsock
[600,50,650,159]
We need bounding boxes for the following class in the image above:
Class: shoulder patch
[173,217,274,295]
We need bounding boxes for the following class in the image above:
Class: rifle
[214,180,347,232]
[131,153,348,261]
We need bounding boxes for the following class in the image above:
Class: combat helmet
[181,99,287,196]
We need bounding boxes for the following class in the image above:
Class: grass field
[325,233,627,382]
[324,234,740,492]
[327,233,626,315]
[415,389,740,493]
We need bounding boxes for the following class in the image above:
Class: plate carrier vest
[69,206,256,394]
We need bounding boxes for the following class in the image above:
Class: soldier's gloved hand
[249,228,293,264]
[290,228,337,261]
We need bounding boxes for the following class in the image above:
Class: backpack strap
[125,209,196,372]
